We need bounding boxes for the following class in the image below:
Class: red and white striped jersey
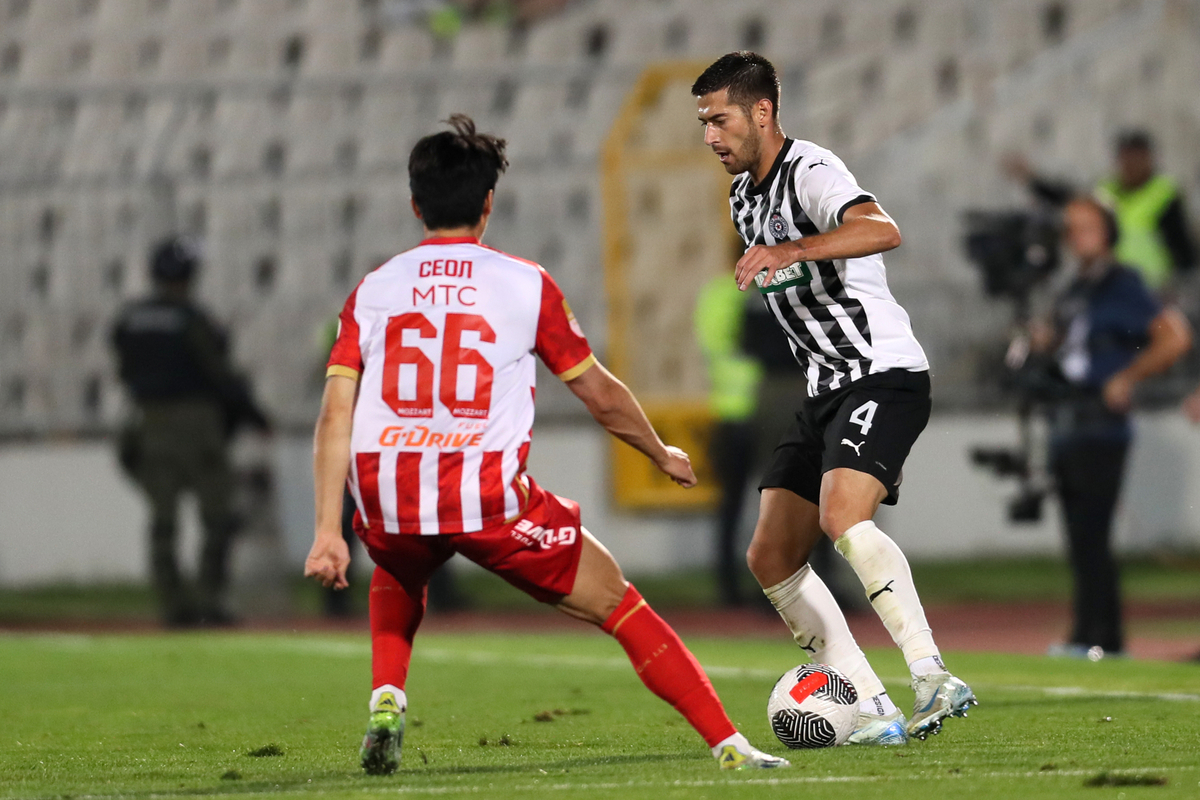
[327,236,595,535]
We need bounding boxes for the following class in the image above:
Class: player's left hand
[1102,372,1134,414]
[735,242,801,291]
[304,532,351,590]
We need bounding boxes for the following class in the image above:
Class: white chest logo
[768,210,789,240]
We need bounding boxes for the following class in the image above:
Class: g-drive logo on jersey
[511,519,577,550]
[377,424,485,449]
[755,261,813,294]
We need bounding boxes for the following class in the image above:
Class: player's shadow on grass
[414,751,700,777]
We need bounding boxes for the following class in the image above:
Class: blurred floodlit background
[1,0,1199,646]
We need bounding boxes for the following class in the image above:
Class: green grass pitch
[2,631,1198,799]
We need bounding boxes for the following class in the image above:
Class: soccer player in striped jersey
[693,53,976,743]
[304,115,787,774]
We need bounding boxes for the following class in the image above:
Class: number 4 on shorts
[848,400,878,435]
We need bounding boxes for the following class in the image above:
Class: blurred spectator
[1029,198,1191,658]
[694,274,763,606]
[111,237,271,627]
[1005,131,1196,293]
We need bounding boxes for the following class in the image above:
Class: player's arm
[735,202,901,290]
[566,362,697,488]
[1104,307,1192,413]
[305,374,358,589]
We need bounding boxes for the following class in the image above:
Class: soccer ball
[767,663,859,748]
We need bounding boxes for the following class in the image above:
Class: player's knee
[595,579,628,624]
[745,540,762,576]
[818,507,846,538]
[577,578,628,627]
[819,505,866,539]
[746,537,778,582]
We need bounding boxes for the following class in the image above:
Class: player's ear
[754,98,773,129]
[481,190,494,218]
[409,197,423,220]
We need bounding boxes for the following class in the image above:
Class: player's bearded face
[698,92,761,176]
[728,117,762,175]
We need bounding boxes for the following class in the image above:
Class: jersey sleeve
[793,150,876,233]
[326,285,364,380]
[535,269,595,381]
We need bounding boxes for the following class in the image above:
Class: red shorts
[356,476,584,604]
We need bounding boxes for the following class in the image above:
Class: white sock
[711,731,752,759]
[859,691,898,716]
[369,684,407,714]
[763,564,886,700]
[835,521,941,674]
[909,654,947,678]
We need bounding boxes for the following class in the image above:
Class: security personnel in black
[112,237,270,627]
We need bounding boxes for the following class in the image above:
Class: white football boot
[713,733,791,770]
[907,674,977,740]
[847,709,909,746]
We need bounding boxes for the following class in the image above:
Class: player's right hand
[304,532,351,590]
[657,445,698,488]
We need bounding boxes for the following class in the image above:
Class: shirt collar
[419,236,480,246]
[745,139,793,197]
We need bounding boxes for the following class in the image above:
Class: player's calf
[596,583,788,769]
[561,533,787,769]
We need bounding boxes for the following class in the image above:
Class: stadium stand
[1,0,1197,437]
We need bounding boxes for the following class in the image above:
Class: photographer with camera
[1028,197,1191,659]
[1006,131,1196,295]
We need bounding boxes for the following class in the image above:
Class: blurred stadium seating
[3,0,1198,438]
[4,0,1200,588]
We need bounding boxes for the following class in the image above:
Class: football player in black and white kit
[693,52,976,744]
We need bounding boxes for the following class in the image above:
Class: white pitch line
[414,648,1200,704]
[11,634,1199,703]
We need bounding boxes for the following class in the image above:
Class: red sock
[602,584,737,747]
[369,566,426,690]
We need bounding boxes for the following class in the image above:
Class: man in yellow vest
[695,275,763,607]
[1006,131,1195,292]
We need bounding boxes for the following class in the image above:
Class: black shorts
[758,369,931,506]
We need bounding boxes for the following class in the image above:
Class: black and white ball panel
[768,662,861,749]
[771,708,838,749]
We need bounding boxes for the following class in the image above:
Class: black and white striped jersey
[729,138,928,397]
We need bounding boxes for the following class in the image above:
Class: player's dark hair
[691,51,781,120]
[409,114,509,230]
